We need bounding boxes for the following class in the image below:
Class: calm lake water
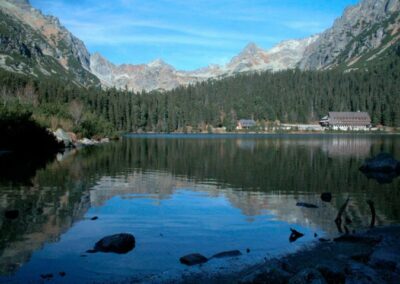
[0,134,399,283]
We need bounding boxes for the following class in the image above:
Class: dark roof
[328,112,371,126]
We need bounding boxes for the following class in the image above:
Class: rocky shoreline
[52,128,111,148]
[147,226,400,284]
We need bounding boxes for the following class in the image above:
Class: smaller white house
[236,119,256,130]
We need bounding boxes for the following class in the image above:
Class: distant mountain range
[0,0,399,91]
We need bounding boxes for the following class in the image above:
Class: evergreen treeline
[0,42,399,134]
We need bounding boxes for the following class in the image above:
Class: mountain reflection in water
[0,134,399,282]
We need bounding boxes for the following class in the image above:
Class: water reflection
[0,134,399,281]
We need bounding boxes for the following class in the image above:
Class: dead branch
[335,198,350,233]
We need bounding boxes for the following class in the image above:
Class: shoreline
[145,225,400,284]
[124,132,400,137]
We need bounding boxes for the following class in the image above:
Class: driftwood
[366,200,376,228]
[335,198,350,233]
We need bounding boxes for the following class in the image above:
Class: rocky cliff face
[299,0,400,70]
[0,0,98,86]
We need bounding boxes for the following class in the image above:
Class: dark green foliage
[0,104,62,152]
[0,40,399,133]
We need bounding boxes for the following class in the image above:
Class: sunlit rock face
[89,37,318,92]
[299,0,400,70]
[0,0,98,85]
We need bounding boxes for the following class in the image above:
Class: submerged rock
[334,235,381,245]
[179,253,208,266]
[320,192,332,202]
[40,273,53,280]
[360,153,400,173]
[296,202,318,208]
[89,233,135,254]
[211,250,242,259]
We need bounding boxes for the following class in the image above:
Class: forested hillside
[1,40,399,134]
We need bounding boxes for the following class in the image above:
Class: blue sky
[30,0,359,70]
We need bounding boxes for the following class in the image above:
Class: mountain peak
[147,59,170,68]
[242,42,262,54]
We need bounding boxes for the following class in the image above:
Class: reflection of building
[320,112,371,130]
[236,140,256,151]
[236,119,256,130]
[320,138,372,158]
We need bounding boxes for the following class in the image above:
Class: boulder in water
[179,253,208,266]
[89,233,135,254]
[320,192,332,202]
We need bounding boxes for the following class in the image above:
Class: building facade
[236,119,256,130]
[320,112,371,130]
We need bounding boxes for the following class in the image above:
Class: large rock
[289,268,327,284]
[78,138,97,146]
[360,153,400,173]
[179,253,208,266]
[53,128,73,147]
[89,233,135,254]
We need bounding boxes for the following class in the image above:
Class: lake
[0,134,399,283]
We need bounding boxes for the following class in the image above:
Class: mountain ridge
[0,0,399,91]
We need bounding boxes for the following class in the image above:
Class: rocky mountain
[0,0,98,86]
[90,53,205,92]
[90,37,318,92]
[1,0,399,91]
[299,0,400,70]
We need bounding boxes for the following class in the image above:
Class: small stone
[319,238,330,242]
[212,250,242,259]
[179,253,208,266]
[59,271,66,277]
[246,248,251,253]
[40,273,53,280]
[296,202,319,208]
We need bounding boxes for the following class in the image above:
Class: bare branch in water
[335,198,350,233]
[367,200,376,228]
